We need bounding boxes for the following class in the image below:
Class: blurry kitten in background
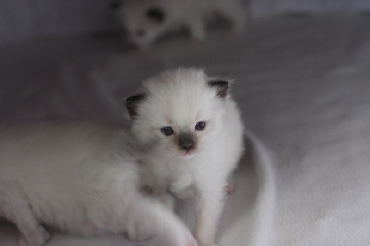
[126,68,244,246]
[111,0,247,50]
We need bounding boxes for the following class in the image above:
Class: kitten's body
[112,0,246,50]
[126,68,244,246]
[0,122,197,246]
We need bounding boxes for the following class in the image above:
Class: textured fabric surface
[1,14,370,246]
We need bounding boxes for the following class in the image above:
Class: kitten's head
[125,68,230,159]
[111,0,169,49]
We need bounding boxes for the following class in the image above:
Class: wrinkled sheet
[1,14,370,246]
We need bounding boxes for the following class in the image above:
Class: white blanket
[1,14,370,246]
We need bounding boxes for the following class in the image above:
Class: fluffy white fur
[111,0,246,50]
[0,122,197,246]
[126,68,244,246]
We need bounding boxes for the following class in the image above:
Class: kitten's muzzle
[178,132,196,151]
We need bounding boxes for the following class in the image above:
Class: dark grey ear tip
[208,80,229,98]
[125,94,147,105]
[125,94,147,119]
[208,80,229,88]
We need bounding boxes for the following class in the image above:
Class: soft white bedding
[1,14,370,246]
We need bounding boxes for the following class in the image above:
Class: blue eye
[195,121,206,131]
[160,126,174,136]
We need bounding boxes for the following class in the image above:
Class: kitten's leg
[225,171,236,194]
[194,183,225,246]
[141,185,176,211]
[125,196,198,246]
[0,184,50,246]
[89,191,197,246]
[156,191,176,211]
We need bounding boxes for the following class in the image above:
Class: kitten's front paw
[225,172,236,195]
[18,226,50,246]
[225,182,236,194]
[185,233,198,246]
[158,192,176,211]
[181,232,198,246]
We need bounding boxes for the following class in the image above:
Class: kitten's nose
[178,132,196,151]
[181,142,194,151]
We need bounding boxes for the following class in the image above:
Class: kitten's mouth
[180,150,196,159]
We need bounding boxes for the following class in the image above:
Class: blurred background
[1,0,370,44]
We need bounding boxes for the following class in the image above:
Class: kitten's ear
[146,7,166,23]
[208,80,229,99]
[125,94,147,119]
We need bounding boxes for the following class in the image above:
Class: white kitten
[0,122,197,246]
[125,68,244,246]
[111,0,246,50]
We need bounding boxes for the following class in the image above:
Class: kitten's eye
[195,121,206,131]
[160,126,174,136]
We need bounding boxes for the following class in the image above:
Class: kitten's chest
[145,149,217,198]
[164,158,201,199]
